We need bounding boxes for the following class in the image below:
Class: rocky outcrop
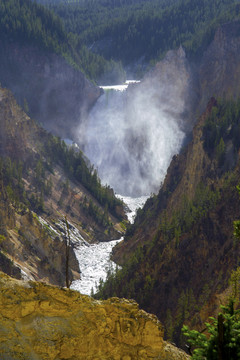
[133,46,199,132]
[0,272,189,360]
[198,21,240,112]
[0,40,102,139]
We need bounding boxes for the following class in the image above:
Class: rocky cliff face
[135,46,199,132]
[0,272,189,360]
[111,19,240,280]
[133,20,240,136]
[0,40,102,139]
[198,21,240,112]
[110,96,240,344]
[0,86,124,286]
[112,98,223,258]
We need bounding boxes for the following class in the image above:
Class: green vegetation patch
[203,98,240,167]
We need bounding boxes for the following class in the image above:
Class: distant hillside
[0,86,126,285]
[47,0,240,71]
[48,0,179,36]
[0,0,125,133]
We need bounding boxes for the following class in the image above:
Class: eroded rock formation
[0,273,189,360]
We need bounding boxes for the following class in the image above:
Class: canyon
[78,21,240,198]
[0,85,125,286]
[1,6,240,357]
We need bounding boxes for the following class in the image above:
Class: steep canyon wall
[0,40,102,139]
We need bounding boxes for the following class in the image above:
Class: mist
[77,48,195,197]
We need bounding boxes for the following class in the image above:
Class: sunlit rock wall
[0,273,189,360]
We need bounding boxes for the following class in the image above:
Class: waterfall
[71,76,187,294]
[77,81,185,197]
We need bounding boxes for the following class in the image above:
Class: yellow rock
[0,273,189,359]
[21,300,37,317]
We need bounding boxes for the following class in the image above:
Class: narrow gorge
[2,0,240,357]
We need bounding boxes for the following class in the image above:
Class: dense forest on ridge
[0,0,125,82]
[4,0,240,79]
[43,0,240,68]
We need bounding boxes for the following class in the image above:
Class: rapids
[70,195,147,295]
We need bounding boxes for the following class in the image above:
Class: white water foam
[70,194,147,295]
[70,238,122,295]
[78,79,185,197]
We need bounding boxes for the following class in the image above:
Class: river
[70,79,185,295]
[70,194,148,295]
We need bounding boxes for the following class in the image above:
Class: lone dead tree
[64,216,71,288]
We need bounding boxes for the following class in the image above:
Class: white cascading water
[71,77,188,295]
[70,195,147,295]
[77,80,185,196]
